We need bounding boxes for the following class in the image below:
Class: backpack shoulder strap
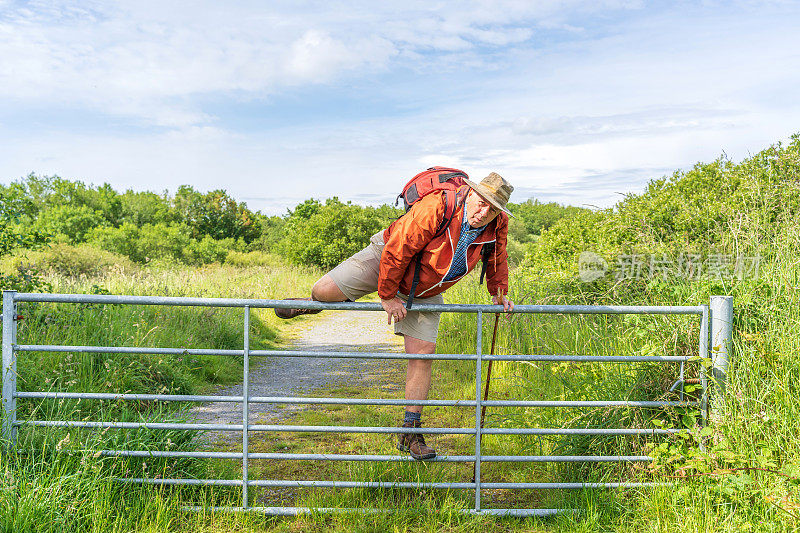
[433,189,461,237]
[407,190,464,310]
[479,241,495,285]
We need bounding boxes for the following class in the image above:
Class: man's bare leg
[275,274,347,319]
[312,277,435,411]
[404,336,436,413]
[311,274,348,302]
[400,335,437,459]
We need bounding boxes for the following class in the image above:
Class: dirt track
[189,310,404,438]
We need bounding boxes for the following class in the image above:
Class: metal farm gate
[1,290,733,517]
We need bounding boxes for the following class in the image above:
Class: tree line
[1,173,584,286]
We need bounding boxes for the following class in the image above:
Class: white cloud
[0,0,646,127]
[1,1,800,214]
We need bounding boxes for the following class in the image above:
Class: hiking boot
[274,297,323,319]
[397,420,437,460]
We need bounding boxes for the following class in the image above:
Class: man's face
[465,189,500,228]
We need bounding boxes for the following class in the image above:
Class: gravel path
[189,310,404,441]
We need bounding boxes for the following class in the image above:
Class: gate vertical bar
[2,290,18,449]
[710,296,733,419]
[242,306,250,509]
[699,305,709,426]
[474,311,483,512]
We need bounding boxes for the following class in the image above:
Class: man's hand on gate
[381,297,408,324]
[492,294,515,312]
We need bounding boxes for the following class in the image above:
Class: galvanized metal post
[242,306,250,509]
[699,305,709,426]
[2,290,18,448]
[473,311,483,512]
[710,296,733,418]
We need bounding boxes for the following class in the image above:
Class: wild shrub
[185,235,240,265]
[278,198,400,269]
[1,243,135,278]
[224,250,280,267]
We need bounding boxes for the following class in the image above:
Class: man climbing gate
[276,168,515,460]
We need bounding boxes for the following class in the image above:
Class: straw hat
[463,172,515,217]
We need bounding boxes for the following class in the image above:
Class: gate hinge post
[709,295,733,422]
[2,290,19,450]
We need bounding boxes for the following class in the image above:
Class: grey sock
[404,410,421,424]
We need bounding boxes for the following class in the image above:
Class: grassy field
[0,261,706,533]
[4,138,800,531]
[216,263,797,532]
[219,277,704,533]
[1,261,326,533]
[2,258,798,532]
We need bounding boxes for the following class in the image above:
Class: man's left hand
[492,294,514,312]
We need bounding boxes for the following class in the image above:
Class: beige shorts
[327,231,443,344]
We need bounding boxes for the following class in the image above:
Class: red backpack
[397,166,469,214]
[395,167,494,308]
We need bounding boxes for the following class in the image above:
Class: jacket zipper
[416,228,497,297]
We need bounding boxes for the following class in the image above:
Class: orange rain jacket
[378,186,509,301]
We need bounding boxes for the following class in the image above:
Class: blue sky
[1,0,799,214]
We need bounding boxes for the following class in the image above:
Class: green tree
[89,222,193,263]
[279,198,397,269]
[0,189,50,291]
[251,214,287,252]
[507,199,589,243]
[1,190,19,258]
[173,186,260,242]
[87,223,143,261]
[120,190,175,226]
[33,204,107,243]
[185,235,239,264]
[137,223,192,263]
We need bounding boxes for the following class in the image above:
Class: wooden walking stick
[473,310,501,482]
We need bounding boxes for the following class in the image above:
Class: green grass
[260,271,796,532]
[5,137,800,531]
[1,262,323,533]
[4,261,799,531]
[4,262,796,532]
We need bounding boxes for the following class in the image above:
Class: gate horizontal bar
[18,421,472,433]
[120,478,668,489]
[17,420,242,430]
[248,396,470,406]
[15,345,243,356]
[247,425,680,435]
[250,349,474,360]
[15,344,469,360]
[181,506,572,517]
[248,424,474,434]
[20,392,697,409]
[16,392,243,403]
[247,398,697,408]
[100,450,243,459]
[17,420,681,435]
[14,292,704,314]
[14,421,471,434]
[17,392,470,407]
[13,344,698,363]
[483,355,692,362]
[251,350,694,362]
[97,450,652,462]
[481,428,681,435]
[482,400,698,408]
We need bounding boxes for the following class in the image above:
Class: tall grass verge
[2,262,322,532]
